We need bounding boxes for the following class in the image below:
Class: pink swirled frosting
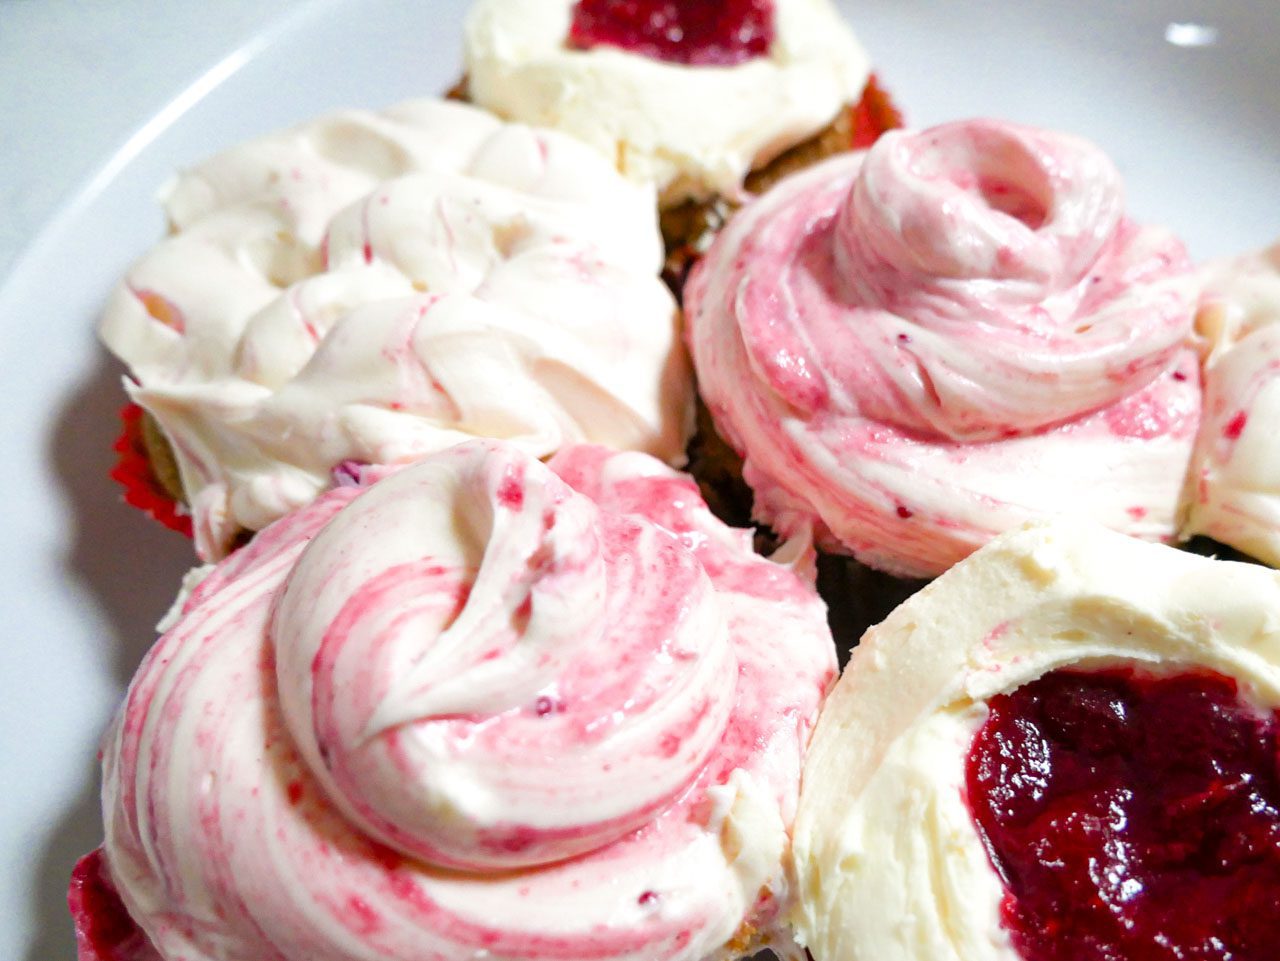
[688,119,1201,578]
[93,441,835,961]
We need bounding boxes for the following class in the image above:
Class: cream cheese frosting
[1183,239,1280,565]
[98,441,836,961]
[463,0,871,204]
[99,98,691,560]
[790,520,1280,961]
[687,119,1201,578]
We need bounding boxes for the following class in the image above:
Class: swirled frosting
[1182,239,1280,564]
[791,520,1280,961]
[687,119,1200,578]
[464,0,871,204]
[97,441,835,961]
[99,98,691,560]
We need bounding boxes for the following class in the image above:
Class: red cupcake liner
[68,850,160,961]
[851,73,904,149]
[110,403,193,539]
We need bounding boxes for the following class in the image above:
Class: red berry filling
[967,668,1280,961]
[568,0,775,67]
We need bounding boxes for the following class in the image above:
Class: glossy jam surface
[967,669,1280,961]
[568,0,775,66]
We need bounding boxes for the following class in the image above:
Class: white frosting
[101,442,836,961]
[464,0,871,204]
[1183,239,1280,564]
[791,521,1280,961]
[99,98,691,559]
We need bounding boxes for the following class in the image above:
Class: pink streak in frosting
[1224,411,1248,440]
[687,119,1200,578]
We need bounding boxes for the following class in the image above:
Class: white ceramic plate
[1,1,1277,957]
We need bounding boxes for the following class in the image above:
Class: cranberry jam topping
[967,668,1280,961]
[568,0,776,66]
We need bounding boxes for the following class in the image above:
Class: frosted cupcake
[463,0,900,283]
[792,521,1280,961]
[71,441,836,961]
[101,98,691,559]
[1183,238,1280,565]
[687,118,1201,580]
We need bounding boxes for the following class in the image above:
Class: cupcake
[792,520,1280,961]
[462,0,900,285]
[71,441,836,961]
[1182,238,1280,565]
[687,118,1201,581]
[101,98,691,560]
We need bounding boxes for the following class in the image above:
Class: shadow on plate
[27,351,194,961]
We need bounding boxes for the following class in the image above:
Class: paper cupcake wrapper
[69,850,160,961]
[850,73,903,149]
[110,403,193,539]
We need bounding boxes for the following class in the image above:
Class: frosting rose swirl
[273,445,736,870]
[96,442,835,961]
[100,99,691,560]
[687,119,1200,577]
[1182,239,1280,565]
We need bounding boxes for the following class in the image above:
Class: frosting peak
[274,444,737,871]
[814,120,1190,441]
[841,121,1118,285]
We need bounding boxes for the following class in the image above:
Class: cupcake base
[112,404,254,551]
[816,553,929,665]
[1180,534,1262,565]
[686,396,927,655]
[686,396,756,532]
[660,75,901,292]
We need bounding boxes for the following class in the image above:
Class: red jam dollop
[967,668,1280,961]
[568,0,775,67]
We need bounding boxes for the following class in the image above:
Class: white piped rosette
[1183,240,1280,564]
[100,441,835,961]
[687,119,1201,578]
[100,98,691,560]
